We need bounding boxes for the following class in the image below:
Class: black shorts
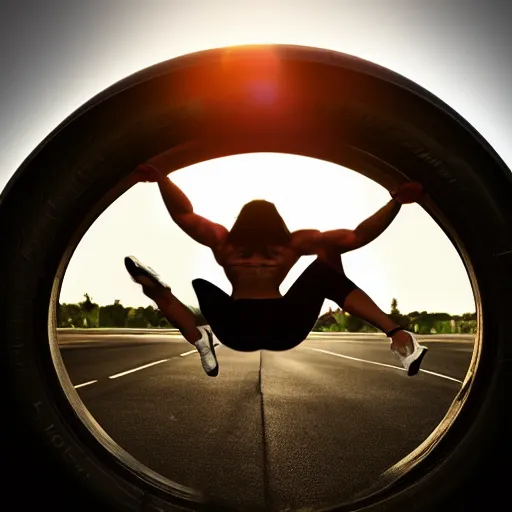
[192,259,358,352]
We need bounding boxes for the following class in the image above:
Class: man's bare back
[213,242,300,299]
[212,225,359,299]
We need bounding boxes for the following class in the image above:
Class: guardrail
[56,328,475,341]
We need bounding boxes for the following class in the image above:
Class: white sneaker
[124,256,169,290]
[194,326,219,377]
[390,330,428,376]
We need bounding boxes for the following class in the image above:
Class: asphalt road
[58,331,474,512]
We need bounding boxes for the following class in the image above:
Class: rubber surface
[2,45,511,511]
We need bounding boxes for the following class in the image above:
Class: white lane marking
[306,338,474,344]
[180,349,198,356]
[74,342,223,385]
[310,348,463,383]
[418,369,463,383]
[74,380,97,389]
[108,359,169,379]
[180,342,222,357]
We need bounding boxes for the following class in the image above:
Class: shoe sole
[407,347,428,376]
[205,329,219,377]
[124,257,163,289]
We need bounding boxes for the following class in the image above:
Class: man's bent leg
[342,289,412,352]
[125,256,218,376]
[315,249,411,349]
[144,285,201,344]
[312,251,428,375]
[143,286,219,377]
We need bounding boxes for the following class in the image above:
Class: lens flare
[219,45,282,105]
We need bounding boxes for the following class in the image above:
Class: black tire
[2,44,511,511]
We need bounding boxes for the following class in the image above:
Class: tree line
[57,294,206,329]
[314,298,477,334]
[58,294,477,335]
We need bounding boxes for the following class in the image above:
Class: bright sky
[2,1,511,315]
[63,153,474,315]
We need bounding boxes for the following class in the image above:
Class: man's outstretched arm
[292,182,424,255]
[291,199,401,254]
[135,164,228,248]
[351,198,402,248]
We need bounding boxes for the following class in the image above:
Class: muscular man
[125,163,428,378]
